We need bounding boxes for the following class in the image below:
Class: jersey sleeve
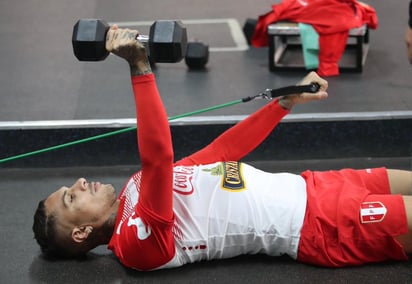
[131,74,174,220]
[176,99,289,166]
[114,205,175,270]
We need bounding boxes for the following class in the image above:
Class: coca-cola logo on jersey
[173,166,195,195]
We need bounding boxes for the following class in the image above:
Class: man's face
[45,178,118,231]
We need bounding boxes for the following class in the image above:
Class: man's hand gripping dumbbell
[72,19,187,63]
[105,25,153,76]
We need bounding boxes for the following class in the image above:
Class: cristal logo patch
[360,201,387,223]
[222,162,245,191]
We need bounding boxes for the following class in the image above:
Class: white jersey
[160,161,307,269]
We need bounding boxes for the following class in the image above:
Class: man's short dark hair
[32,200,73,259]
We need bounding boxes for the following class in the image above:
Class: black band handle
[241,83,321,103]
[268,83,320,98]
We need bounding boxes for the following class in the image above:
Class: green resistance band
[0,99,243,164]
[0,83,320,164]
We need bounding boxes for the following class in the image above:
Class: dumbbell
[72,19,187,63]
[242,18,257,45]
[185,41,209,69]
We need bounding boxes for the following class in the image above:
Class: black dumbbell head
[243,18,257,45]
[72,19,110,61]
[149,21,187,63]
[185,42,209,69]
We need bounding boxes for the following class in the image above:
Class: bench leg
[269,35,276,72]
[355,36,363,72]
[364,27,369,44]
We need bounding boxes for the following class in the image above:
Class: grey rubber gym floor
[1,0,412,283]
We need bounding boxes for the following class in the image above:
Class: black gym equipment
[242,18,257,45]
[185,41,209,69]
[72,19,188,63]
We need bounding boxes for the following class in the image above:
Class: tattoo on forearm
[130,61,152,76]
[121,32,132,40]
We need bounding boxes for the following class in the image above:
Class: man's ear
[71,226,93,243]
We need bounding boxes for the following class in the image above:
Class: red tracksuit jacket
[251,0,378,76]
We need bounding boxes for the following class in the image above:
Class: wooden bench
[267,22,369,72]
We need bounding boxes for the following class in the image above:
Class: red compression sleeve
[176,100,289,166]
[132,74,174,220]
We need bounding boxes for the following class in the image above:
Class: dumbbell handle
[113,29,177,61]
[135,35,150,50]
[136,35,149,42]
[134,35,154,58]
